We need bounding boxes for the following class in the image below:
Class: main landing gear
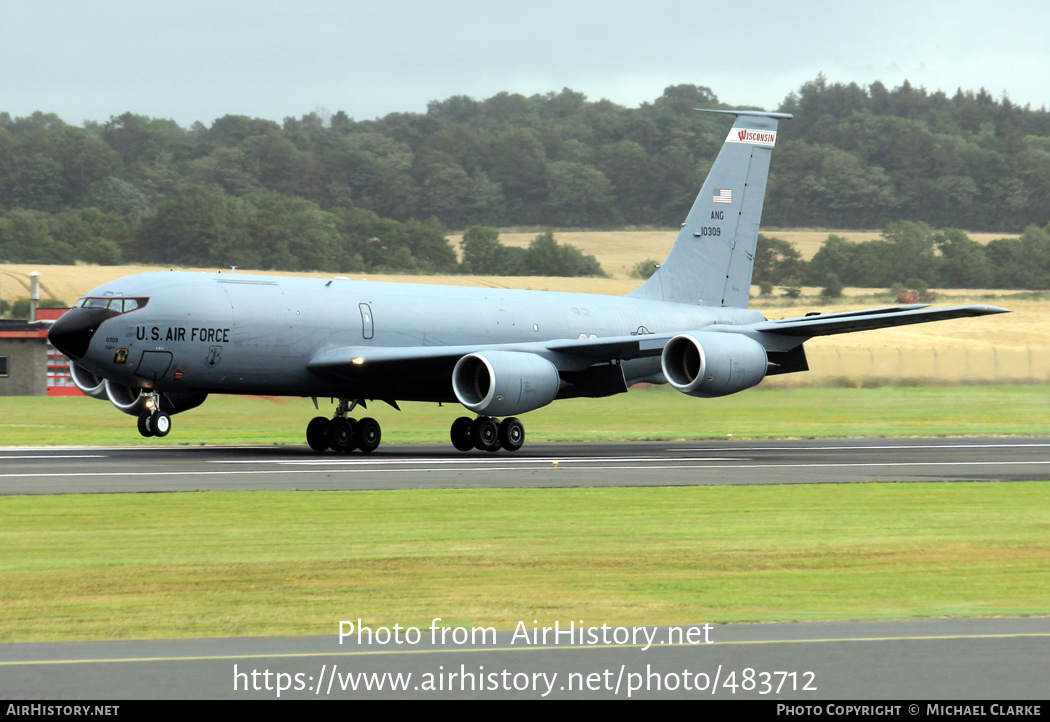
[450,416,524,453]
[303,401,526,454]
[306,399,381,453]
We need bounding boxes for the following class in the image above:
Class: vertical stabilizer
[629,109,790,307]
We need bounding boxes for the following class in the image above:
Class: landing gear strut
[450,416,525,452]
[305,399,381,453]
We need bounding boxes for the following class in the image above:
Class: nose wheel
[137,411,171,438]
[450,416,524,452]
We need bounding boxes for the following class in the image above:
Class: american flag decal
[713,188,732,204]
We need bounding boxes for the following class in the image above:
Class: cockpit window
[75,297,149,313]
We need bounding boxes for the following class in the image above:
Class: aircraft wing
[744,304,1010,338]
[309,344,479,383]
[530,303,1012,357]
[308,303,1010,381]
[542,334,671,360]
[307,334,673,382]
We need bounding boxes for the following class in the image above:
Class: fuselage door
[134,350,173,382]
[359,303,374,340]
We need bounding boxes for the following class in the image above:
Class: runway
[2,617,1047,699]
[3,438,1050,495]
[3,439,1048,700]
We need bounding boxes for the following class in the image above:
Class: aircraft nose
[48,307,119,360]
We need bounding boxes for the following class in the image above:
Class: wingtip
[946,303,1011,315]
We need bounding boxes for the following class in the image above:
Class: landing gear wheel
[472,416,501,452]
[498,417,525,451]
[152,412,171,438]
[451,416,474,451]
[306,416,331,452]
[355,417,381,453]
[137,413,154,438]
[330,418,356,453]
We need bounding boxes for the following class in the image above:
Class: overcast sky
[3,0,1048,128]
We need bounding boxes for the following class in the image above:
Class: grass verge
[2,385,1048,446]
[2,483,1048,641]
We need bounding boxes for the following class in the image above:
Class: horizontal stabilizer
[696,108,794,120]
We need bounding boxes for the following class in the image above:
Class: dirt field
[2,229,1020,302]
[491,229,1018,279]
[3,227,1041,385]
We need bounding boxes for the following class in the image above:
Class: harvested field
[3,227,1039,386]
[488,229,1018,279]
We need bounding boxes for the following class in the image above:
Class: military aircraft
[48,109,1007,453]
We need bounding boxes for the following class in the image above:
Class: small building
[0,308,81,396]
[0,320,50,395]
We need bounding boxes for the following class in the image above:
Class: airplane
[48,109,1008,453]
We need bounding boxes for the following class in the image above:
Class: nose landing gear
[137,411,171,438]
[136,391,171,438]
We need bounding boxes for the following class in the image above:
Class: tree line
[754,220,1050,291]
[1,76,1049,277]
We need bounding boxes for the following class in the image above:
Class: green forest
[1,75,1049,286]
[754,221,1050,291]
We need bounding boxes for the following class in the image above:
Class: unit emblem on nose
[206,346,223,367]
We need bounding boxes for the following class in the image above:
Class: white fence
[763,347,1050,386]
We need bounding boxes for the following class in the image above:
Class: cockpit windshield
[74,297,149,313]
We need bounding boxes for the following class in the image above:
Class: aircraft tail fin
[629,109,791,308]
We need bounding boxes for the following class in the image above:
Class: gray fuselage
[75,270,765,402]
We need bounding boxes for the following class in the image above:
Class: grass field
[2,482,1048,641]
[2,388,1048,642]
[3,385,1049,446]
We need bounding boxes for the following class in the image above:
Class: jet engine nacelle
[452,351,560,417]
[69,363,109,400]
[103,380,208,417]
[660,332,768,398]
